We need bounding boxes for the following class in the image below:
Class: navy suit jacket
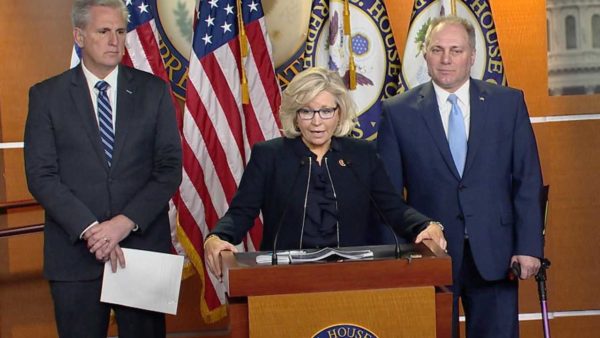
[212,137,431,250]
[378,79,543,281]
[24,65,182,281]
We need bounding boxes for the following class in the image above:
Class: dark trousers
[50,278,166,338]
[452,240,519,338]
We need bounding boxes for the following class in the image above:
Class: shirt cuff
[80,221,99,239]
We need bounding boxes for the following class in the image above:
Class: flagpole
[237,0,250,104]
[343,0,357,90]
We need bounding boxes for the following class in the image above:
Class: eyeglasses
[296,105,339,120]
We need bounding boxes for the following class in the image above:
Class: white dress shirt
[432,81,471,139]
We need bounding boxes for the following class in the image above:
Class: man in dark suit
[378,16,543,337]
[24,0,182,337]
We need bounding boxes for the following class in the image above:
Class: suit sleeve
[24,84,97,242]
[377,100,405,194]
[368,143,431,238]
[120,82,182,231]
[511,90,544,257]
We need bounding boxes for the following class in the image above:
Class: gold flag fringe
[237,0,250,103]
[343,0,357,90]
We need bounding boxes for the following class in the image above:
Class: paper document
[100,248,184,315]
[256,247,373,264]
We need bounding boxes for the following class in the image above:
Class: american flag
[121,0,183,128]
[71,0,186,256]
[177,0,281,322]
[122,0,187,257]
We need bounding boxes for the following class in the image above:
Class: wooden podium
[221,240,452,337]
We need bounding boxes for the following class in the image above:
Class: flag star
[224,4,234,15]
[125,0,133,6]
[208,0,219,8]
[221,21,232,33]
[205,15,215,27]
[248,1,258,12]
[127,14,131,23]
[138,2,149,14]
[202,33,212,45]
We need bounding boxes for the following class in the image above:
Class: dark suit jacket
[378,79,543,281]
[212,136,431,250]
[24,65,182,281]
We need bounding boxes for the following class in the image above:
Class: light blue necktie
[95,81,115,166]
[447,94,467,176]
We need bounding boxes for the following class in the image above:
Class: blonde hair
[279,67,357,138]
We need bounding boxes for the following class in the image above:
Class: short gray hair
[424,15,476,51]
[72,0,128,29]
[279,67,357,138]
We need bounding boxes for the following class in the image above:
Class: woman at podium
[204,67,446,277]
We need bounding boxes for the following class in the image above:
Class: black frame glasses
[296,105,339,120]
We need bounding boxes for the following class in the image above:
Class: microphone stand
[344,159,401,259]
[272,157,307,265]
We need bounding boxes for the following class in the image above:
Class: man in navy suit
[24,0,182,337]
[378,16,543,337]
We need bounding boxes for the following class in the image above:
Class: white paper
[100,248,184,315]
[256,248,374,264]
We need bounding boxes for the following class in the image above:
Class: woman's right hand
[204,235,238,279]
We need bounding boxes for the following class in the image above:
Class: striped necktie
[447,94,467,176]
[95,81,115,166]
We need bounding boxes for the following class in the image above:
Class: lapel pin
[338,159,346,167]
[479,96,485,101]
[126,89,133,94]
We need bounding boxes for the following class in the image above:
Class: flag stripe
[247,19,281,130]
[202,46,246,163]
[181,114,227,219]
[178,0,280,321]
[124,31,151,72]
[175,176,227,305]
[185,67,240,205]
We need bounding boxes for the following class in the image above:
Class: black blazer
[24,65,182,281]
[212,137,431,250]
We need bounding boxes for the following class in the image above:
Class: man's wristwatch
[427,221,444,231]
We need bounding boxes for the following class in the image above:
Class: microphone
[272,157,308,265]
[342,158,402,259]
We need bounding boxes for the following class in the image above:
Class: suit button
[458,183,466,190]
[458,214,465,221]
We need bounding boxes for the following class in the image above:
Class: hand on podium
[204,235,238,280]
[414,222,447,251]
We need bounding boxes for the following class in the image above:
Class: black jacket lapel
[419,83,461,179]
[112,66,135,167]
[70,66,108,170]
[464,80,489,177]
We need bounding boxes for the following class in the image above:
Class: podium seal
[312,323,378,338]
